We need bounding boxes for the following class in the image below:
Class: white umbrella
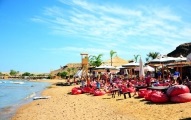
[148,57,175,64]
[95,65,116,69]
[139,57,145,80]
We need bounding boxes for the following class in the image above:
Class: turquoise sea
[0,79,50,120]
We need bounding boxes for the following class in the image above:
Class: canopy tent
[122,62,139,68]
[147,55,188,79]
[93,65,119,73]
[165,54,191,78]
[95,65,116,69]
[147,55,187,66]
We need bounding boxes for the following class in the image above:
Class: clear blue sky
[0,0,191,73]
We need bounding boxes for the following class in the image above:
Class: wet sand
[11,79,191,120]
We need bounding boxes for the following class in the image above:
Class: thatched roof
[102,56,129,67]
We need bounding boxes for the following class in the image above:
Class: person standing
[174,71,180,79]
[81,78,85,88]
[157,71,162,80]
[177,77,183,85]
[96,78,101,89]
[145,71,151,87]
[109,73,113,84]
[184,76,191,91]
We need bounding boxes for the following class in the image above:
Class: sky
[0,0,191,73]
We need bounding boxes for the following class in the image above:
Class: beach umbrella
[94,65,118,72]
[139,57,145,80]
[122,62,139,68]
[95,65,116,69]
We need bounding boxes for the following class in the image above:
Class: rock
[167,42,191,57]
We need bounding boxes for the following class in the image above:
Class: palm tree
[134,55,140,63]
[89,54,103,67]
[110,50,117,66]
[146,52,160,61]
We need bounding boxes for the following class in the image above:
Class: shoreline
[11,79,191,120]
[0,79,53,120]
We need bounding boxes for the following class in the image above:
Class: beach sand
[11,80,191,120]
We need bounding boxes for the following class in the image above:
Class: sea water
[0,79,50,120]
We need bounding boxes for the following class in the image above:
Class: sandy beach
[11,79,191,120]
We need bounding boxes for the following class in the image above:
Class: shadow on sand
[116,98,124,101]
[179,118,191,120]
[102,97,112,99]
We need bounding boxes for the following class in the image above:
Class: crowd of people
[72,69,191,94]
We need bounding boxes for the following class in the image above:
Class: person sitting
[170,77,177,86]
[173,71,180,80]
[145,71,151,87]
[177,77,183,85]
[95,77,101,90]
[184,76,191,91]
[81,78,86,88]
[152,79,160,86]
[157,71,162,80]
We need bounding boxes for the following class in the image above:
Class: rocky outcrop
[167,42,191,57]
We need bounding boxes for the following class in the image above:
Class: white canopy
[148,55,187,65]
[122,62,139,68]
[95,65,116,69]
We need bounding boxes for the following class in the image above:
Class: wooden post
[180,64,183,79]
[162,64,164,80]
